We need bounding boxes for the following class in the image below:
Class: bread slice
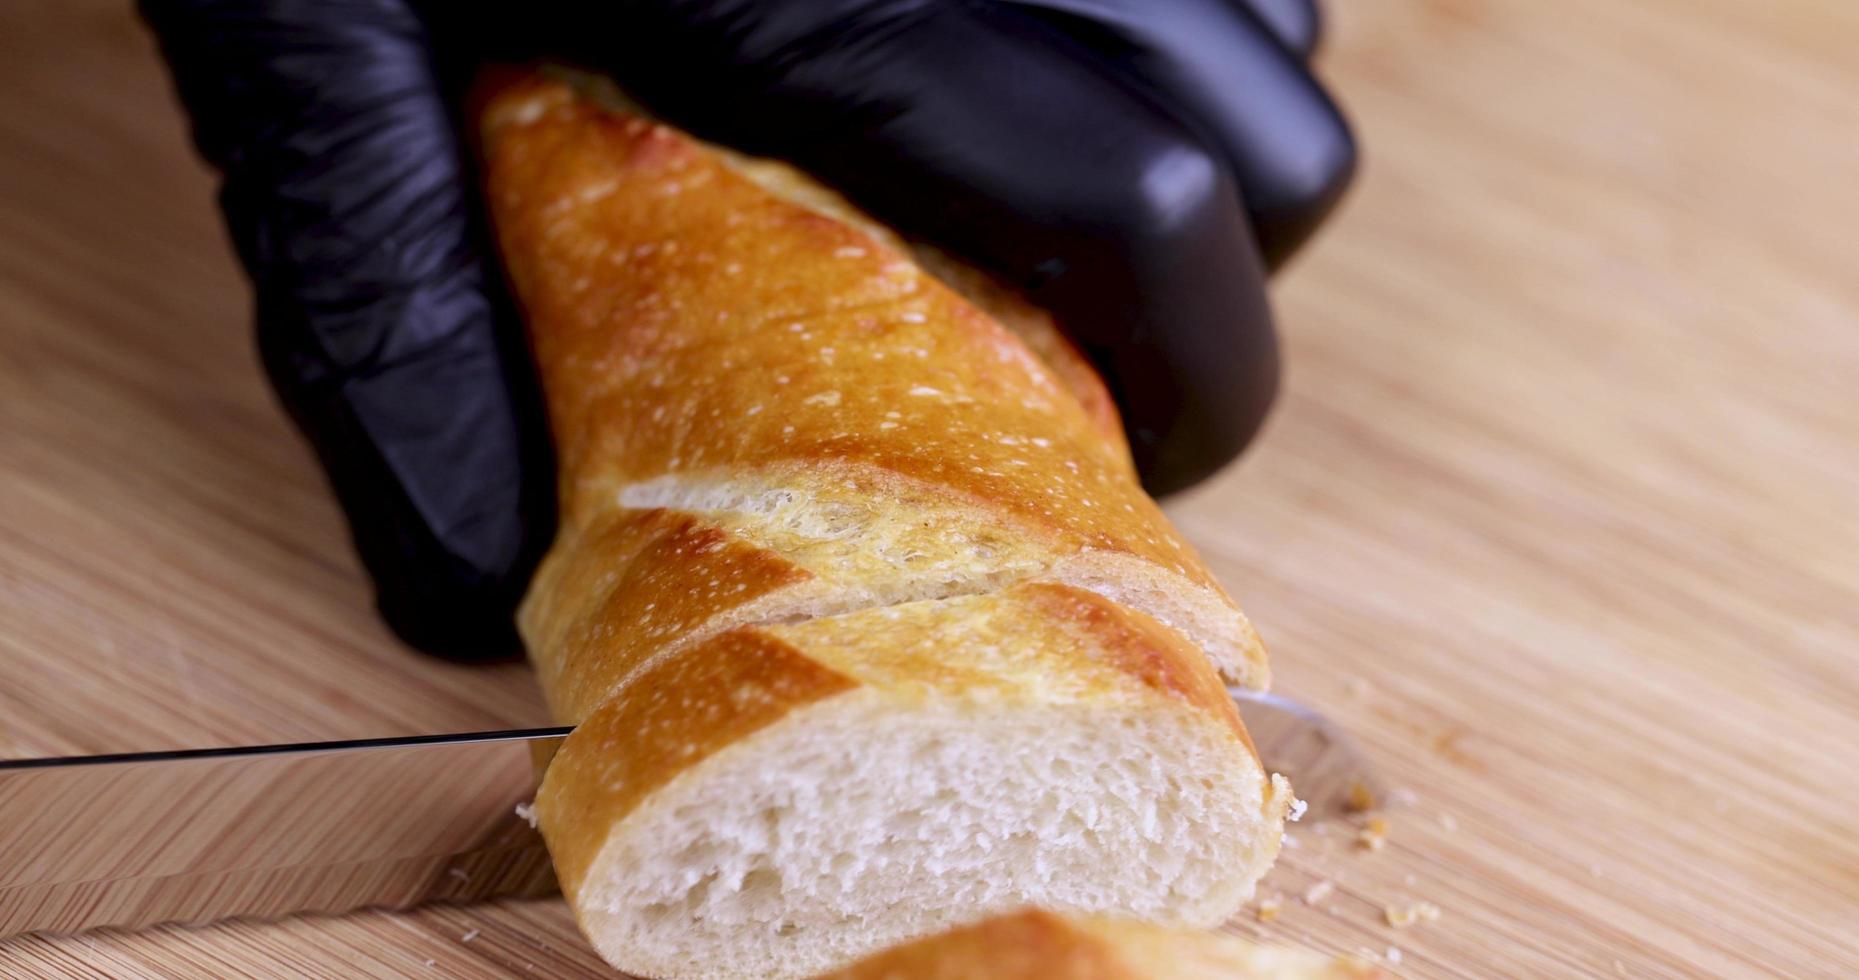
[534,583,1291,978]
[481,73,1289,978]
[818,909,1384,980]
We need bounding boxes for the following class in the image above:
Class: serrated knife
[0,690,1374,941]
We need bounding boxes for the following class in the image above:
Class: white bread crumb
[1384,901,1441,929]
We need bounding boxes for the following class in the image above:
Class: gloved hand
[141,0,1355,661]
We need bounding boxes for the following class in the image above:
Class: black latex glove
[141,0,1355,661]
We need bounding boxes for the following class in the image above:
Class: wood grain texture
[1,1,1856,977]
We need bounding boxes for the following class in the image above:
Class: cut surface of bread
[482,71,1288,979]
[818,909,1386,980]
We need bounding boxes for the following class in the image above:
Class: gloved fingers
[579,0,1277,493]
[1232,0,1323,59]
[1003,0,1356,267]
[140,0,552,659]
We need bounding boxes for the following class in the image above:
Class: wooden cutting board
[3,1,1856,976]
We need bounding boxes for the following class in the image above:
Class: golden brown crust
[769,583,1238,731]
[519,507,816,720]
[818,909,1124,980]
[555,73,1126,451]
[489,73,1266,715]
[482,75,1214,586]
[907,246,1126,449]
[711,148,1124,450]
[817,910,1387,980]
[1015,584,1254,761]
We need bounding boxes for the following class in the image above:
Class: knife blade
[0,728,566,941]
[0,694,1375,941]
[1229,688,1384,821]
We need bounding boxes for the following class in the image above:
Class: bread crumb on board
[1346,781,1378,813]
[515,801,539,828]
[460,928,481,943]
[1384,901,1442,929]
[1357,817,1390,851]
[1257,896,1284,922]
[1302,880,1336,906]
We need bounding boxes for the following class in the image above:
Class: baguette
[482,73,1288,978]
[818,909,1385,979]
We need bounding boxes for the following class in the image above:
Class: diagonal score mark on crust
[577,467,1267,710]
